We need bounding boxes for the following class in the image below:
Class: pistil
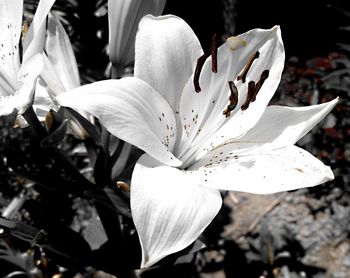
[223,81,239,118]
[237,51,260,83]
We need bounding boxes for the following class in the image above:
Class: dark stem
[94,199,137,278]
[22,106,48,140]
[111,63,124,79]
[101,126,111,154]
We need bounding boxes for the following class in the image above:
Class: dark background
[164,0,350,58]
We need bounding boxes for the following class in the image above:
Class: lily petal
[176,27,284,165]
[0,0,22,87]
[56,77,181,166]
[190,145,334,194]
[131,154,222,268]
[238,98,339,147]
[33,78,56,120]
[108,0,166,70]
[134,15,203,111]
[22,0,56,62]
[41,13,80,95]
[0,53,44,116]
[186,98,339,163]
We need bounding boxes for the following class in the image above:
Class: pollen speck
[226,36,247,51]
[295,168,304,173]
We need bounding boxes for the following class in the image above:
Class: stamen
[193,53,208,93]
[45,111,53,130]
[22,21,30,36]
[251,70,269,102]
[237,51,260,83]
[223,81,239,118]
[116,181,130,191]
[211,33,217,73]
[241,81,256,110]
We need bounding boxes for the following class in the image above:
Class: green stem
[22,106,47,140]
[111,63,124,79]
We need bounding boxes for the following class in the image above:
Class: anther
[251,70,269,102]
[211,33,217,73]
[194,53,208,93]
[237,51,260,83]
[241,81,256,110]
[116,181,130,191]
[223,81,239,118]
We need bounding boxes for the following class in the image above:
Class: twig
[247,198,281,233]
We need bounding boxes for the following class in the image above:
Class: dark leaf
[65,108,101,145]
[82,210,108,250]
[41,119,67,146]
[43,225,92,269]
[84,188,131,218]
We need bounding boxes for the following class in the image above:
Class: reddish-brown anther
[241,81,256,110]
[193,53,208,93]
[211,33,217,73]
[251,69,269,102]
[223,81,239,118]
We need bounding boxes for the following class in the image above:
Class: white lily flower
[57,15,338,268]
[33,13,91,138]
[108,0,166,77]
[0,0,56,116]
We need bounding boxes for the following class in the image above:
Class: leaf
[82,209,108,250]
[93,146,109,186]
[84,188,131,218]
[65,107,101,144]
[42,225,92,269]
[41,119,67,146]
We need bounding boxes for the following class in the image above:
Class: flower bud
[108,0,166,77]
